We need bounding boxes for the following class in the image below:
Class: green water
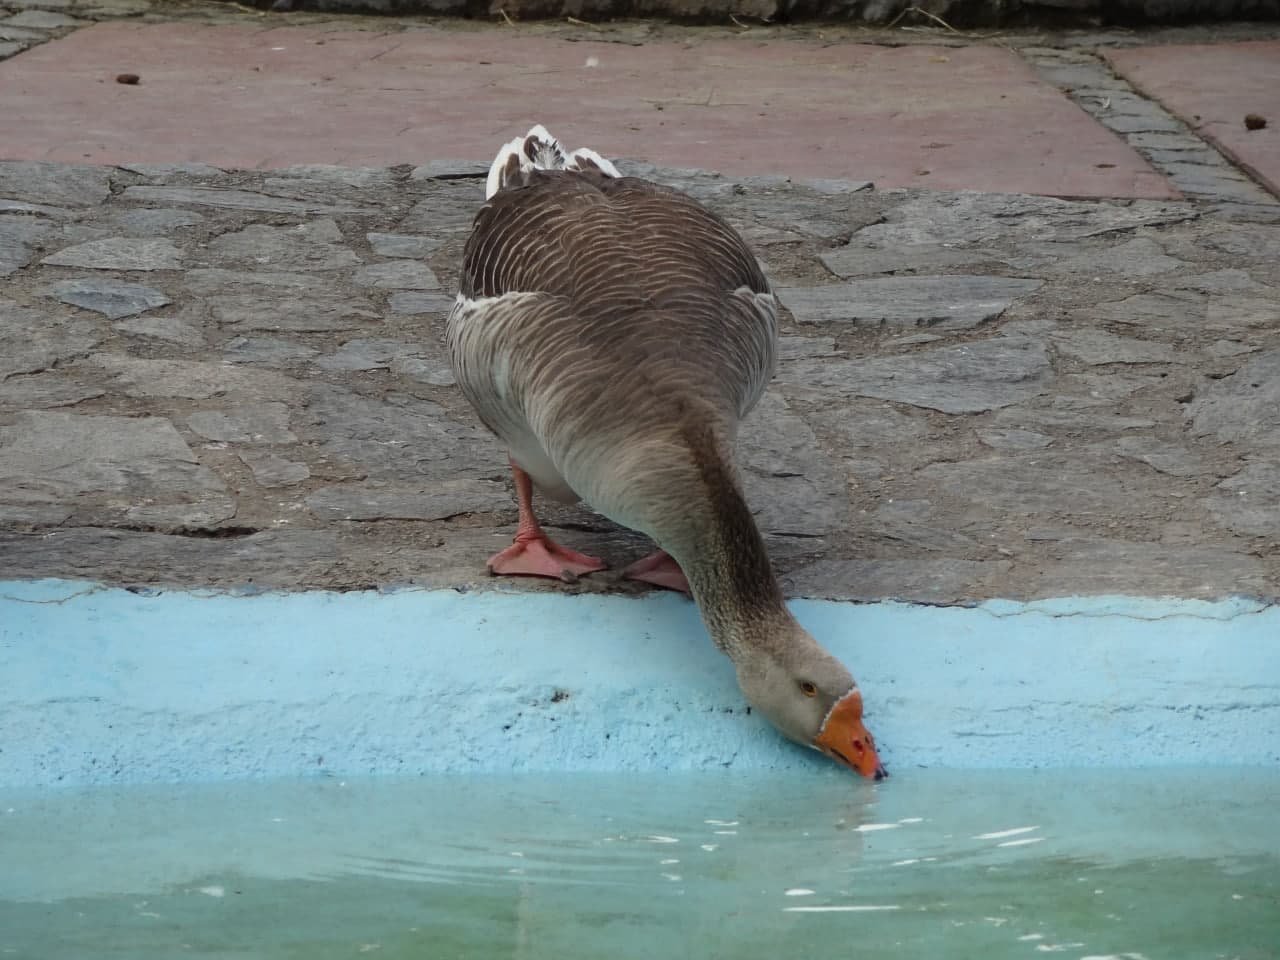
[2,770,1277,960]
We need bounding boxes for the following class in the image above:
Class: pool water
[2,770,1277,960]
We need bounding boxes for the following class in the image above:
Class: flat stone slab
[779,276,1043,330]
[206,220,360,272]
[42,236,183,271]
[0,411,228,525]
[0,162,111,206]
[1189,349,1280,449]
[0,217,51,277]
[1,160,1278,602]
[0,298,99,379]
[1106,41,1280,199]
[0,21,1175,199]
[778,335,1050,414]
[187,403,297,444]
[41,277,170,319]
[305,480,512,522]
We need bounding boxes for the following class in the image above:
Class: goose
[447,126,886,780]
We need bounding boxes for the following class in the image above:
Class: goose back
[448,170,779,533]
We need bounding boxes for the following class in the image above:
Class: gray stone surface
[187,403,296,443]
[1189,349,1280,448]
[780,276,1043,330]
[410,160,489,181]
[223,336,319,365]
[978,428,1053,451]
[367,233,443,259]
[209,291,379,332]
[306,480,511,521]
[1205,224,1280,261]
[89,356,299,401]
[1056,237,1184,277]
[0,299,100,379]
[783,558,1014,604]
[0,527,344,588]
[111,208,205,236]
[122,186,376,215]
[389,355,456,386]
[0,373,104,409]
[1206,461,1280,538]
[295,385,503,481]
[1050,327,1179,365]
[1,160,1277,601]
[855,193,1196,247]
[918,450,1148,516]
[268,166,395,188]
[353,260,440,289]
[388,291,454,315]
[317,338,425,373]
[0,217,51,277]
[738,393,847,537]
[1,9,80,26]
[113,315,205,346]
[207,220,360,272]
[780,336,1050,414]
[1,25,51,43]
[0,163,111,206]
[116,163,224,179]
[42,277,170,318]
[819,243,1006,278]
[777,336,838,361]
[42,237,183,271]
[239,451,311,488]
[1112,437,1210,479]
[0,411,226,513]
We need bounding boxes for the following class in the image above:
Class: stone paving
[1,0,1278,602]
[2,158,1279,602]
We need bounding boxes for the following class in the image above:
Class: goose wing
[454,172,777,424]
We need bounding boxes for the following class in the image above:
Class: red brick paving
[0,22,1177,199]
[1106,40,1280,199]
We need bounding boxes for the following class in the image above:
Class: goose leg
[488,461,607,582]
[622,550,691,595]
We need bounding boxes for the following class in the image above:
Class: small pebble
[116,73,140,85]
[1244,113,1267,131]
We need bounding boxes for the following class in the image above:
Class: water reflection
[1,770,1277,959]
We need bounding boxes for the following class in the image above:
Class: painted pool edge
[2,579,1277,787]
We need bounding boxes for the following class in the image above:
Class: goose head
[734,624,887,781]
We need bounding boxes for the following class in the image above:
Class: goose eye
[800,681,818,697]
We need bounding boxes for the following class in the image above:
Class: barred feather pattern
[449,136,784,649]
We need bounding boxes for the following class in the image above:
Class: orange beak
[814,689,887,780]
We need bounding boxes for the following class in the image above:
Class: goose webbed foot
[622,550,691,595]
[489,458,606,583]
[488,534,607,583]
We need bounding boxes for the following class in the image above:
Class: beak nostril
[851,739,865,753]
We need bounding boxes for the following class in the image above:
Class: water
[2,770,1277,960]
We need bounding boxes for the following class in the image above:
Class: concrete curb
[3,579,1277,787]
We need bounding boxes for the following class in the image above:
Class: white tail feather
[484,125,621,199]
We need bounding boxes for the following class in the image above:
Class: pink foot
[622,550,691,595]
[487,535,607,583]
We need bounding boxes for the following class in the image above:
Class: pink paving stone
[1106,40,1280,199]
[0,22,1176,199]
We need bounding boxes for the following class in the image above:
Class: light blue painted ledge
[1,578,1277,788]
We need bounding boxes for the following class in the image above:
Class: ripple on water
[0,770,1276,960]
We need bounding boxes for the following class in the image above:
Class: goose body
[448,126,885,779]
